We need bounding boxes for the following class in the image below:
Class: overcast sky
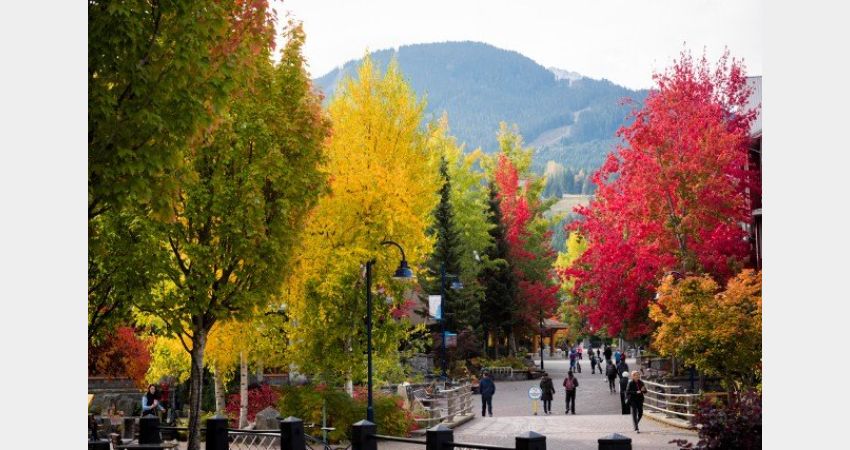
[275,0,762,90]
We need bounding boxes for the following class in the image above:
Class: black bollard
[88,441,110,450]
[280,416,306,450]
[516,430,547,450]
[139,415,162,444]
[350,420,377,450]
[123,417,136,441]
[425,424,453,450]
[598,433,632,450]
[205,416,229,450]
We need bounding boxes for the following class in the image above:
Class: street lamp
[438,262,463,381]
[539,315,545,371]
[365,240,413,423]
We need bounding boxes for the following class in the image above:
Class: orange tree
[649,270,762,390]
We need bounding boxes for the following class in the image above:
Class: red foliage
[88,326,152,389]
[494,154,560,326]
[225,383,281,426]
[565,49,758,338]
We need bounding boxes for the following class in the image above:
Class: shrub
[670,391,761,449]
[278,384,416,443]
[477,356,528,370]
[225,383,280,427]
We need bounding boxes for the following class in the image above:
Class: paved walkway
[380,357,698,449]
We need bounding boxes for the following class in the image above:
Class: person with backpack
[563,370,579,414]
[606,361,618,393]
[603,345,612,364]
[619,371,631,414]
[625,370,648,433]
[539,372,555,415]
[479,371,496,417]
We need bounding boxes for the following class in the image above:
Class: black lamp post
[439,262,463,381]
[365,240,413,422]
[539,315,545,371]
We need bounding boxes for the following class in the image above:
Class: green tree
[480,185,516,357]
[137,25,329,450]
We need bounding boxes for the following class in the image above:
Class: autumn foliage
[565,50,759,338]
[225,384,280,426]
[650,270,762,389]
[88,326,152,389]
[493,151,559,328]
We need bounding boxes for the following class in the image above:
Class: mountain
[314,41,647,174]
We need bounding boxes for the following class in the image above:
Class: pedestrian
[617,356,630,383]
[619,371,630,414]
[596,348,601,361]
[539,372,555,415]
[563,370,579,414]
[606,361,618,393]
[603,345,612,364]
[569,348,577,371]
[626,370,648,433]
[590,353,598,374]
[614,348,621,364]
[578,346,583,360]
[479,371,496,417]
[142,384,165,417]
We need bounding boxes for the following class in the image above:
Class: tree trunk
[508,331,518,357]
[213,370,226,415]
[187,329,208,450]
[239,352,249,428]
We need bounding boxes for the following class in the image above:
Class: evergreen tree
[480,185,517,357]
[424,156,465,332]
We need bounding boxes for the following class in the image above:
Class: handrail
[445,442,514,450]
[371,434,425,444]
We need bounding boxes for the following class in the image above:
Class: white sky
[274,0,762,90]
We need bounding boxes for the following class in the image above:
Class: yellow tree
[649,270,762,390]
[555,232,589,341]
[283,56,440,392]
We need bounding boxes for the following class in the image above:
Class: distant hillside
[314,41,647,175]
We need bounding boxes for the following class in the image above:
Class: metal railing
[228,429,280,450]
[411,383,474,428]
[641,379,698,421]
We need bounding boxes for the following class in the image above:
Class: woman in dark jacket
[539,372,555,415]
[625,371,648,432]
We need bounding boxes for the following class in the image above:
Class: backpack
[606,364,617,377]
[563,377,575,390]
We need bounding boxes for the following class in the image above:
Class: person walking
[479,372,496,417]
[619,371,630,414]
[617,356,630,383]
[569,348,577,371]
[606,361,618,394]
[603,345,612,364]
[578,346,583,360]
[596,348,601,361]
[590,353,599,374]
[563,370,579,414]
[614,348,621,364]
[626,370,648,433]
[142,384,165,417]
[539,372,555,415]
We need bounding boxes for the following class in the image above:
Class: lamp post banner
[428,295,442,320]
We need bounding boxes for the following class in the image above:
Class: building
[745,76,762,269]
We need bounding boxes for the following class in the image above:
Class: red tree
[494,154,559,328]
[565,50,758,338]
[88,326,152,388]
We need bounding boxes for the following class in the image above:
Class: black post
[205,416,228,450]
[539,315,545,370]
[440,262,447,380]
[366,260,375,423]
[122,417,135,441]
[138,415,161,444]
[280,416,306,450]
[598,433,632,450]
[516,430,547,450]
[425,424,453,450]
[88,441,110,450]
[351,420,377,450]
